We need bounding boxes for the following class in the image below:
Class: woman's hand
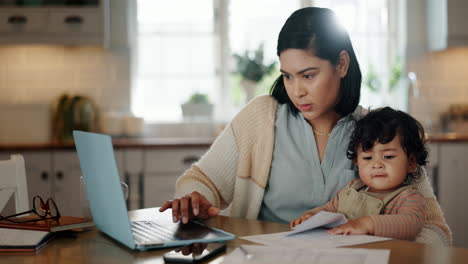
[327,216,374,235]
[159,191,220,224]
[290,212,316,229]
[175,243,208,256]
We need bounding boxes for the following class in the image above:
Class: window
[132,0,404,122]
[133,0,216,122]
[229,0,300,106]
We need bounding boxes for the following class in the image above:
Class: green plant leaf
[364,64,381,92]
[187,92,210,104]
[233,43,277,82]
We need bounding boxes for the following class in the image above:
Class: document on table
[288,211,348,236]
[241,211,391,248]
[242,229,391,249]
[221,245,390,264]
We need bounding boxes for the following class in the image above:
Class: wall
[407,47,468,132]
[0,45,130,113]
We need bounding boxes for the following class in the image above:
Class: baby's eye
[363,156,372,160]
[384,155,395,159]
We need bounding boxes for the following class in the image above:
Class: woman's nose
[292,80,307,97]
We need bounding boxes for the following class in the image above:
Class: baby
[290,107,428,240]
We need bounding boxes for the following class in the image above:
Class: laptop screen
[73,130,136,249]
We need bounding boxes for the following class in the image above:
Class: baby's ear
[408,155,417,173]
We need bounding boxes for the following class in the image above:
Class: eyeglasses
[0,195,61,223]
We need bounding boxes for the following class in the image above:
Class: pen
[239,245,254,260]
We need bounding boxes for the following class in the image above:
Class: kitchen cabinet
[0,148,129,216]
[120,148,144,210]
[427,0,468,50]
[0,150,82,217]
[51,150,82,217]
[426,143,439,197]
[438,142,468,248]
[143,148,208,208]
[0,0,109,45]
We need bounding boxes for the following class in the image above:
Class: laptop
[73,130,235,251]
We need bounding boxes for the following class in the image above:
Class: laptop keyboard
[131,220,179,244]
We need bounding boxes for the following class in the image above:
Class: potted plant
[233,44,276,102]
[181,92,214,120]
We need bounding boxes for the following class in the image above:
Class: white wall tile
[408,47,468,132]
[0,45,130,112]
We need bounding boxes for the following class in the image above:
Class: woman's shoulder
[232,95,278,126]
[245,95,278,113]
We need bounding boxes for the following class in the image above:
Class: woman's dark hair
[347,107,428,182]
[270,7,362,117]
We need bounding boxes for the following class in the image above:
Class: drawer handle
[8,15,28,25]
[182,156,200,165]
[56,171,64,180]
[64,15,83,24]
[41,171,48,181]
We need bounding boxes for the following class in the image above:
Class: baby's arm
[289,189,342,228]
[329,189,426,240]
[327,216,374,235]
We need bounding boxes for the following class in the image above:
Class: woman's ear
[337,50,350,78]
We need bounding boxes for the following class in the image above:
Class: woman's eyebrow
[280,67,319,75]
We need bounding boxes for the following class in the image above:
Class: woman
[160,7,451,246]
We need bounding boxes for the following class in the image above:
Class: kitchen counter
[426,133,468,143]
[0,137,215,151]
[0,133,467,151]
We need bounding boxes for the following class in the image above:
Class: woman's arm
[160,123,240,223]
[175,123,239,208]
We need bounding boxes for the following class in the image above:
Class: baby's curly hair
[347,107,428,183]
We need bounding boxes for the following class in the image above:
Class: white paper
[0,228,50,246]
[242,229,391,249]
[287,211,348,236]
[221,245,390,264]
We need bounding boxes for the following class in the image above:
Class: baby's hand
[289,212,315,229]
[327,216,374,235]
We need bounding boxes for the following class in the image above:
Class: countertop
[0,137,215,151]
[0,133,467,151]
[425,133,468,143]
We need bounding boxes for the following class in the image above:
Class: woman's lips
[299,104,312,111]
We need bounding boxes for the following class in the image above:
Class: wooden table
[2,208,468,263]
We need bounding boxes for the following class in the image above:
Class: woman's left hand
[327,216,374,235]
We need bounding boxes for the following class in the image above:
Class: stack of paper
[222,245,390,264]
[241,212,391,249]
[0,228,53,252]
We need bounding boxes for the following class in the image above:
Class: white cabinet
[143,148,208,208]
[0,144,210,217]
[2,150,83,217]
[51,150,82,217]
[438,142,468,248]
[0,1,109,45]
[426,143,440,197]
[427,0,468,50]
[120,148,144,210]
